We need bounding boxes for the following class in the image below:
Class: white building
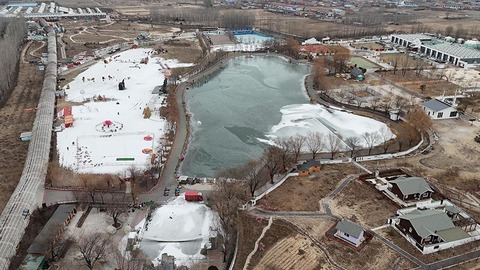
[334,220,365,246]
[423,99,458,119]
[390,34,480,68]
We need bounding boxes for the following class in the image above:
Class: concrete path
[243,217,273,270]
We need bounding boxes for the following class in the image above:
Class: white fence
[0,27,57,269]
[355,137,424,162]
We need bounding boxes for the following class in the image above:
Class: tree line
[0,18,27,107]
[150,8,255,29]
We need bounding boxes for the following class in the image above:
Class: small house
[297,160,321,176]
[390,176,433,201]
[423,99,458,119]
[334,220,365,246]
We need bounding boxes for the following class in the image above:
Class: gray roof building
[390,176,433,197]
[399,209,469,242]
[423,99,451,112]
[335,220,364,238]
[399,209,454,239]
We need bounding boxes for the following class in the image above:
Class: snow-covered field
[140,195,216,267]
[266,104,395,148]
[57,48,191,174]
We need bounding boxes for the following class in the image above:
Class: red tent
[104,120,113,127]
[63,107,72,116]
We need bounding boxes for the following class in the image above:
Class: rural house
[395,209,470,248]
[297,160,321,176]
[423,99,458,119]
[389,176,433,201]
[334,220,365,246]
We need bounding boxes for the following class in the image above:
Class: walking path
[243,217,273,270]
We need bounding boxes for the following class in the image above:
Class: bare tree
[0,18,27,106]
[106,195,128,228]
[262,146,283,184]
[391,53,401,75]
[400,54,411,76]
[326,133,342,160]
[77,233,112,270]
[362,132,380,155]
[370,97,381,111]
[397,122,414,151]
[379,126,394,154]
[210,180,248,262]
[241,160,264,198]
[306,132,324,159]
[404,108,432,133]
[392,95,407,111]
[344,136,361,157]
[290,134,306,163]
[273,137,293,172]
[219,10,255,29]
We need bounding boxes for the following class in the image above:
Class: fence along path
[0,26,57,269]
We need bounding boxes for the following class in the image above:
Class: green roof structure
[335,220,364,238]
[390,176,433,196]
[399,209,456,239]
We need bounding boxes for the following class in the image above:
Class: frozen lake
[181,56,393,177]
[181,56,310,177]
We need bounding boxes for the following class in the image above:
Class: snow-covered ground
[265,104,395,148]
[139,195,216,267]
[211,34,272,52]
[57,48,191,174]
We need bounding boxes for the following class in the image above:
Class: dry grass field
[0,44,46,212]
[329,179,398,228]
[253,234,333,270]
[287,217,415,270]
[259,164,363,212]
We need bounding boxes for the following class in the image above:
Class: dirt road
[0,50,45,212]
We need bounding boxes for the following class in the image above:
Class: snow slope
[140,195,216,267]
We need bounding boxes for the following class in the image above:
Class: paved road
[425,249,480,270]
[139,81,189,203]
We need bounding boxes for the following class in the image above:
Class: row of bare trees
[150,8,255,29]
[0,18,27,106]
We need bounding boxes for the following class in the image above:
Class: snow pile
[140,195,216,267]
[56,48,191,174]
[266,103,395,148]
